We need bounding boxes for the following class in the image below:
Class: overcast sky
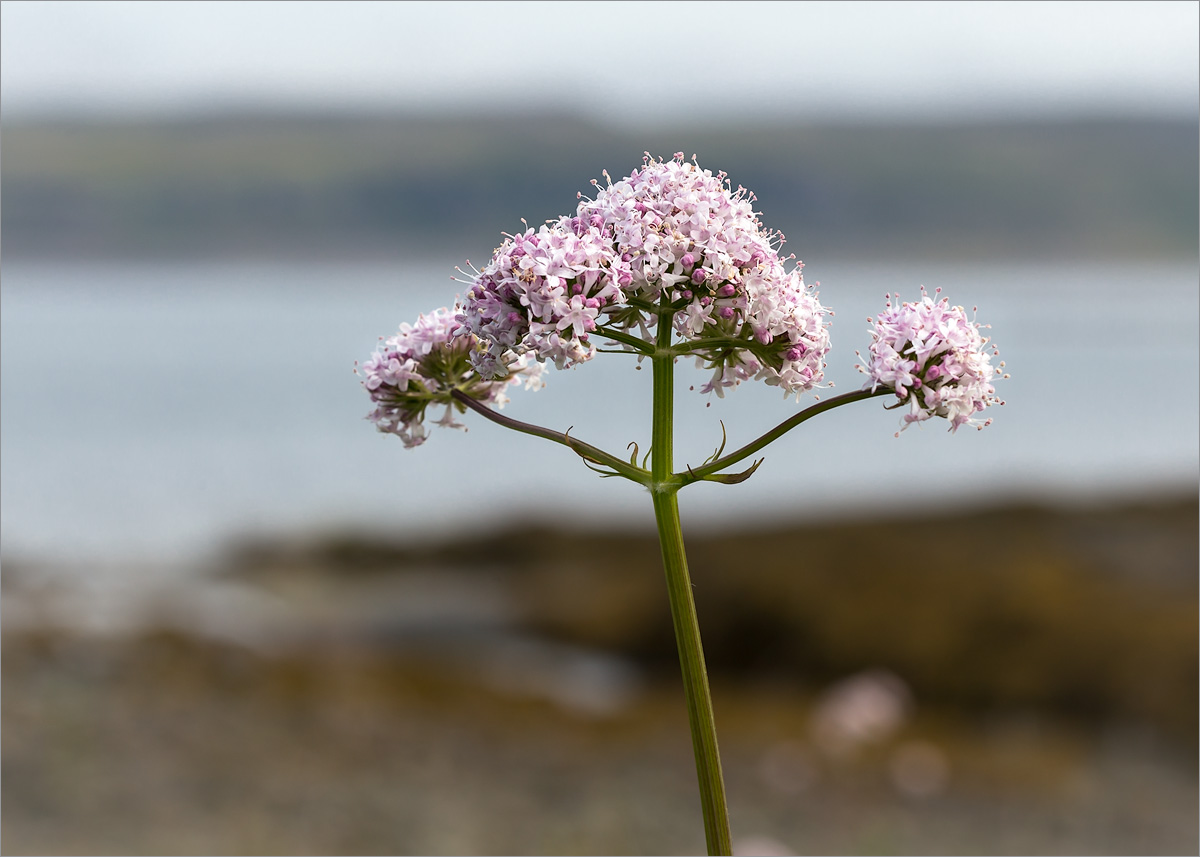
[2,1,1197,123]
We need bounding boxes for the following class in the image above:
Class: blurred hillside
[3,113,1197,262]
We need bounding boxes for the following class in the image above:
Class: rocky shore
[4,494,1196,854]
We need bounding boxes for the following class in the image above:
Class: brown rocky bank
[3,494,1196,855]
[231,493,1198,741]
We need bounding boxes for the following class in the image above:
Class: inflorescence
[458,153,831,400]
[361,154,1004,444]
[859,289,1006,434]
[356,307,543,448]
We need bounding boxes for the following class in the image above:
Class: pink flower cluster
[860,290,1004,433]
[459,153,830,400]
[457,215,624,376]
[357,307,543,448]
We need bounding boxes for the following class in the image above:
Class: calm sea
[2,258,1197,565]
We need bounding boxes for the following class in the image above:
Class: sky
[2,1,1198,123]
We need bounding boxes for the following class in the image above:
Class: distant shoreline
[4,488,1195,573]
[5,114,1196,262]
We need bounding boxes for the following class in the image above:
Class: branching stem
[448,389,648,484]
[452,366,893,857]
[678,387,893,485]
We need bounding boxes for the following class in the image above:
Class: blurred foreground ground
[3,495,1197,855]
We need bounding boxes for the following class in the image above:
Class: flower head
[860,289,1005,433]
[358,306,543,448]
[581,153,831,399]
[461,153,830,400]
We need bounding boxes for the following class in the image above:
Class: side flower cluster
[459,153,831,400]
[357,307,543,448]
[860,289,1005,433]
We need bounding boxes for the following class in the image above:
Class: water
[2,258,1197,565]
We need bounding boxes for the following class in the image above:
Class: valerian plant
[357,153,1006,855]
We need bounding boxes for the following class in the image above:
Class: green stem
[678,386,894,485]
[448,389,648,483]
[452,341,891,857]
[670,334,758,356]
[594,324,656,354]
[651,305,733,856]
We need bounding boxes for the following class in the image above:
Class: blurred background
[2,2,1197,854]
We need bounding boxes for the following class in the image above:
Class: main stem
[651,308,733,856]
